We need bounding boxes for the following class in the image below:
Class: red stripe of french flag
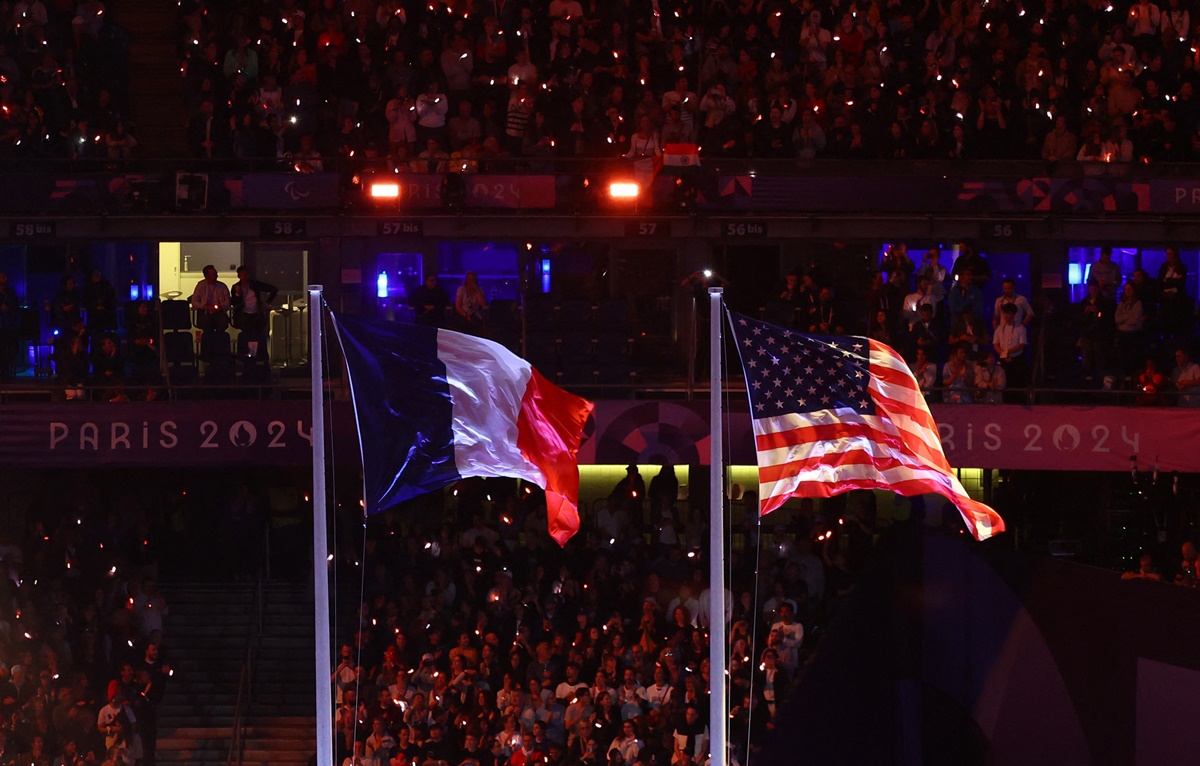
[516,367,594,546]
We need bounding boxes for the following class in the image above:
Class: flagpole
[308,285,334,766]
[708,286,727,766]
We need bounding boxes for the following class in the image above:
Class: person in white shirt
[800,11,832,68]
[133,578,168,637]
[903,276,940,328]
[385,86,417,152]
[769,603,804,675]
[992,278,1034,328]
[415,81,448,144]
[671,705,709,766]
[555,664,588,704]
[190,264,231,333]
[1172,348,1200,406]
[1128,0,1161,38]
[624,116,662,159]
[608,720,644,766]
[661,77,699,141]
[507,50,538,87]
[641,666,674,710]
[993,303,1028,388]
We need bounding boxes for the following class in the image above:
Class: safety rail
[227,574,263,766]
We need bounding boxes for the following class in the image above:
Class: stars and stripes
[729,312,1004,542]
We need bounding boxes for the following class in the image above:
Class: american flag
[729,312,1004,541]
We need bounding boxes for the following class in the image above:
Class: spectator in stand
[190,265,230,334]
[1171,347,1200,406]
[1158,246,1190,339]
[52,276,83,332]
[947,272,984,322]
[993,279,1034,329]
[942,345,975,404]
[1041,116,1078,163]
[1077,282,1115,379]
[84,271,117,334]
[1115,282,1146,375]
[910,347,937,395]
[231,266,277,358]
[974,349,1007,404]
[1090,247,1124,301]
[994,304,1029,391]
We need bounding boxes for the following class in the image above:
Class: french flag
[332,314,593,546]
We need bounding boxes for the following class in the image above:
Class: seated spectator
[1136,357,1165,405]
[190,265,230,334]
[974,349,1007,404]
[942,345,974,403]
[1171,347,1200,406]
[231,266,277,358]
[55,333,89,400]
[607,721,642,766]
[92,334,125,402]
[910,348,937,395]
[671,705,708,766]
[1121,553,1162,581]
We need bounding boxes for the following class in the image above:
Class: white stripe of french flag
[437,330,593,546]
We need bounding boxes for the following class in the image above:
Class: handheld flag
[728,312,1004,541]
[331,314,594,546]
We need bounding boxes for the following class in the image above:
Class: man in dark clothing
[411,274,450,327]
[420,721,458,766]
[84,270,118,333]
[231,266,278,358]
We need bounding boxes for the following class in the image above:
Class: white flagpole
[308,285,334,766]
[708,287,727,766]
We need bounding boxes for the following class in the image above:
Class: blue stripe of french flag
[331,314,593,546]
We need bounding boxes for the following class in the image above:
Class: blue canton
[729,314,876,418]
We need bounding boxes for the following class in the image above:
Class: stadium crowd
[2,241,1197,400]
[329,475,865,766]
[0,500,171,766]
[0,0,132,160]
[758,241,1200,402]
[182,0,1200,165]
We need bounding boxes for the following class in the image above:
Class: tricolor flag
[663,143,701,168]
[331,314,594,546]
[729,312,1004,541]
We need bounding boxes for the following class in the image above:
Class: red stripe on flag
[516,367,594,547]
[755,420,950,476]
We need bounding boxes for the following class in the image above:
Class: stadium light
[369,182,400,199]
[608,181,639,200]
